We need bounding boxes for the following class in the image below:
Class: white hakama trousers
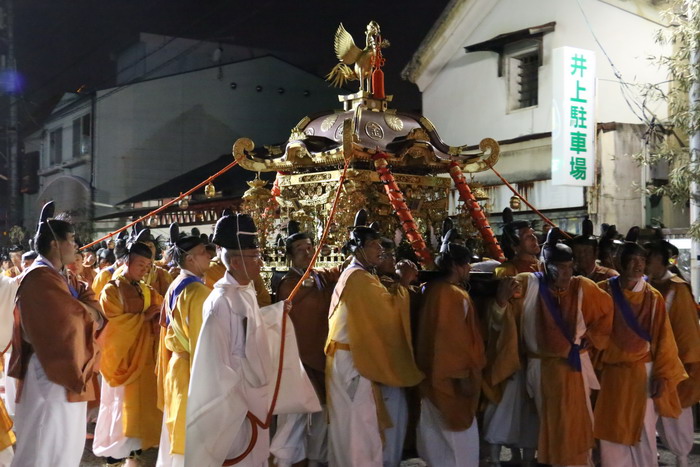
[416,398,478,467]
[269,407,328,466]
[600,397,658,467]
[270,413,307,467]
[12,355,86,467]
[306,407,328,465]
[328,349,382,467]
[658,406,694,466]
[92,380,141,459]
[3,353,15,418]
[381,385,408,467]
[0,446,11,467]
[482,368,539,448]
[156,406,184,467]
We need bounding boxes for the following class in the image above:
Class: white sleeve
[0,276,18,350]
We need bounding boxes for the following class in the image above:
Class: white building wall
[419,0,669,145]
[93,55,339,217]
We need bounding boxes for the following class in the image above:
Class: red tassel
[372,68,385,99]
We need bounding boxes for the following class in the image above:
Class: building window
[72,113,91,158]
[49,128,62,165]
[463,22,554,113]
[506,45,539,111]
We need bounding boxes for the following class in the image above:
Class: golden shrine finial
[326,21,390,94]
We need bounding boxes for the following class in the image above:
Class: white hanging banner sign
[551,46,596,186]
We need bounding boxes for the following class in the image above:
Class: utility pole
[689,0,700,299]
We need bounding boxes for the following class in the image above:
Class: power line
[575,0,661,126]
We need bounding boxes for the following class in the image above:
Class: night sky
[14,0,451,130]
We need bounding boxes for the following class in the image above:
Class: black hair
[380,237,396,251]
[285,232,313,257]
[644,242,670,266]
[619,243,647,270]
[127,242,153,260]
[435,243,472,274]
[34,219,74,257]
[349,227,381,252]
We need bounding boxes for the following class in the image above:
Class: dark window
[514,51,539,109]
[49,128,62,165]
[72,113,91,158]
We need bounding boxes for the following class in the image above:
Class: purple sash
[608,276,652,342]
[35,260,79,298]
[534,272,581,371]
[166,275,203,325]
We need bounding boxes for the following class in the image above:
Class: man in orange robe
[274,227,340,467]
[325,224,424,467]
[484,210,541,466]
[595,236,686,466]
[570,218,618,282]
[496,228,613,466]
[416,240,485,466]
[9,202,103,466]
[645,240,700,467]
[94,237,164,466]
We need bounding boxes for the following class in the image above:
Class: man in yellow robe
[595,236,686,466]
[92,232,128,296]
[416,240,485,467]
[2,245,23,278]
[645,240,700,467]
[93,238,164,466]
[484,210,541,466]
[325,223,424,467]
[155,224,212,467]
[496,228,613,466]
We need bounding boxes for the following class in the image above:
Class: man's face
[9,251,21,268]
[68,253,84,274]
[289,238,314,270]
[58,233,78,266]
[127,254,153,281]
[546,260,574,289]
[645,252,667,280]
[377,248,396,275]
[572,244,596,275]
[83,251,96,267]
[516,227,540,256]
[458,261,472,282]
[185,244,212,275]
[622,254,646,281]
[21,257,34,270]
[231,248,263,278]
[359,238,384,267]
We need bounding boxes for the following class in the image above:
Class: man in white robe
[186,213,318,467]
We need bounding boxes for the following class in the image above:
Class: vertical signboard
[552,47,596,186]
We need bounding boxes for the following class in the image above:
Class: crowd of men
[0,202,696,467]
